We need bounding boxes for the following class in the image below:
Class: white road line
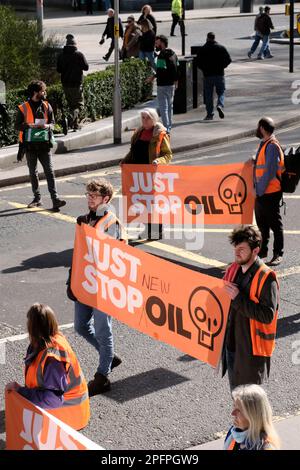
[0,323,74,344]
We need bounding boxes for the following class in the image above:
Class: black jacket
[137,13,157,34]
[102,17,124,40]
[256,13,274,36]
[57,45,89,87]
[156,48,179,86]
[139,29,155,52]
[197,41,231,77]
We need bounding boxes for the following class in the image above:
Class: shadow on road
[277,312,300,339]
[0,409,5,434]
[103,367,189,404]
[2,249,73,273]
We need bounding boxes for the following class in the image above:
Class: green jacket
[122,123,172,165]
[171,0,182,17]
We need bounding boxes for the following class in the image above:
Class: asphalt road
[0,126,299,450]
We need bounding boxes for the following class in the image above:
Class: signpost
[113,0,122,144]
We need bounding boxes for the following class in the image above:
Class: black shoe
[259,249,268,259]
[217,106,225,119]
[111,354,122,370]
[170,34,176,37]
[267,255,283,266]
[102,56,108,62]
[203,115,213,121]
[88,373,111,397]
[27,198,42,208]
[52,198,66,211]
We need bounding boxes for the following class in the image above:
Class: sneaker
[111,354,122,370]
[27,198,42,208]
[88,373,111,397]
[203,115,213,121]
[217,106,225,119]
[52,198,66,211]
[170,34,176,37]
[247,51,252,59]
[265,54,274,59]
[267,255,283,266]
[257,55,264,60]
[102,56,108,61]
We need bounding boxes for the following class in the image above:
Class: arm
[231,275,278,324]
[15,107,28,132]
[223,47,232,69]
[255,143,280,196]
[18,358,68,409]
[80,52,89,71]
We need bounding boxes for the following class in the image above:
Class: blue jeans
[258,35,271,58]
[74,301,114,376]
[139,51,156,70]
[249,33,262,54]
[203,76,225,117]
[157,85,175,134]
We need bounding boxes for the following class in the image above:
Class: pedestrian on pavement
[196,32,231,121]
[139,18,156,70]
[248,6,265,59]
[147,35,179,134]
[170,0,184,37]
[100,8,124,62]
[15,80,66,211]
[121,16,142,59]
[86,0,93,15]
[57,34,89,131]
[5,303,90,431]
[222,225,279,391]
[253,117,284,266]
[252,6,274,60]
[67,178,126,396]
[224,384,280,450]
[137,4,157,35]
[120,108,172,240]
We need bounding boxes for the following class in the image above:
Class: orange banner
[5,391,103,450]
[121,162,254,225]
[71,224,231,368]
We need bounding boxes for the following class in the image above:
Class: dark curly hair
[229,225,262,250]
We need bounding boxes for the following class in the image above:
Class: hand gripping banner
[121,162,254,225]
[71,224,231,368]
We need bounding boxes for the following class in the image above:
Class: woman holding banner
[5,303,90,431]
[224,384,280,450]
[121,108,172,239]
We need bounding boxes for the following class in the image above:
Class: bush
[0,58,153,147]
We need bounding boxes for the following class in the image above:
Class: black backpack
[281,146,300,193]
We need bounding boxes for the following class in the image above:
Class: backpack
[280,146,300,193]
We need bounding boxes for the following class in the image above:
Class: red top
[140,128,153,142]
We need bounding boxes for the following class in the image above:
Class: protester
[170,0,184,37]
[224,384,280,450]
[100,8,124,62]
[121,16,142,59]
[147,35,179,134]
[138,4,157,34]
[67,179,126,396]
[139,18,156,70]
[253,117,284,266]
[57,34,89,131]
[222,225,279,391]
[5,303,90,431]
[15,80,66,211]
[121,108,172,239]
[197,32,231,120]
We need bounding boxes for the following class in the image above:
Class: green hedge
[0,59,153,147]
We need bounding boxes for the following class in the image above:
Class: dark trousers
[255,191,284,256]
[104,39,114,60]
[170,14,184,36]
[63,85,84,128]
[86,0,93,14]
[26,148,58,201]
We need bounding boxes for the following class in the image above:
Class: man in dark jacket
[100,8,124,62]
[197,32,231,121]
[223,225,279,391]
[57,34,89,130]
[15,80,66,210]
[256,6,274,60]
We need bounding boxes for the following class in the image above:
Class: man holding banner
[223,225,279,391]
[67,179,126,396]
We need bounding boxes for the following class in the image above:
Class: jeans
[203,76,225,117]
[249,33,262,54]
[258,34,271,58]
[74,301,114,376]
[139,50,156,70]
[255,191,284,256]
[26,148,58,201]
[157,85,175,134]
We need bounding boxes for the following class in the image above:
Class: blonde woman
[224,384,280,450]
[138,4,157,34]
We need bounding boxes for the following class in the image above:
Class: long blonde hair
[232,384,280,450]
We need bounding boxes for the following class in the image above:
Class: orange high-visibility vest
[94,211,128,243]
[224,262,279,357]
[255,137,284,194]
[25,332,90,430]
[18,101,49,143]
[154,131,167,159]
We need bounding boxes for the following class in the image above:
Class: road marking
[6,201,76,224]
[0,323,74,344]
[277,266,300,278]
